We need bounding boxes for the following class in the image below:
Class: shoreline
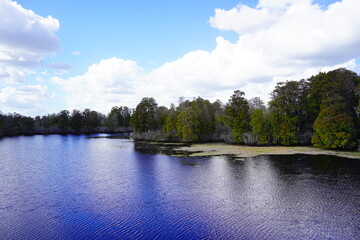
[173,143,360,159]
[0,129,133,138]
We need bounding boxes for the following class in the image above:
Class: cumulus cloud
[0,0,62,78]
[0,84,48,115]
[0,0,64,115]
[209,4,279,34]
[210,0,360,63]
[53,58,141,112]
[147,0,360,104]
[56,0,360,111]
[0,0,60,55]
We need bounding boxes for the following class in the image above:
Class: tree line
[1,68,359,149]
[130,68,360,149]
[0,106,132,136]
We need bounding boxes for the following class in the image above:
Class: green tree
[106,110,119,130]
[309,68,360,144]
[177,107,200,142]
[70,109,82,131]
[250,108,268,144]
[163,104,177,133]
[268,80,312,145]
[278,115,299,145]
[82,108,101,130]
[131,97,158,133]
[175,98,215,142]
[224,90,250,143]
[57,110,70,130]
[107,106,132,128]
[48,113,59,127]
[312,97,356,149]
[191,97,215,137]
[118,106,132,127]
[155,106,169,130]
[309,68,359,113]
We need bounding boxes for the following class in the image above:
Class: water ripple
[0,136,360,239]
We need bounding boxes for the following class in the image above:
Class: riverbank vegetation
[131,68,360,150]
[1,68,359,150]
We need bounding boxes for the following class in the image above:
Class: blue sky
[17,0,339,72]
[17,0,242,72]
[1,0,359,116]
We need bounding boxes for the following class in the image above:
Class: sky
[1,0,360,116]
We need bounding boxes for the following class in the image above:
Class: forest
[1,68,359,149]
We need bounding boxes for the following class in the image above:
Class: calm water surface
[0,134,360,239]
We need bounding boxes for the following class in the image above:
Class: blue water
[0,134,360,239]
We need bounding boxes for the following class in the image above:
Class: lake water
[1,134,360,239]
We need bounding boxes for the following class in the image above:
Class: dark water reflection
[0,135,359,239]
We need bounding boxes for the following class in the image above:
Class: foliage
[131,97,158,133]
[224,90,250,143]
[278,115,299,145]
[268,80,311,144]
[0,112,34,136]
[312,97,356,149]
[177,107,200,142]
[162,105,178,140]
[70,110,82,131]
[82,108,103,130]
[250,109,268,144]
[57,110,70,130]
[176,98,215,142]
[106,106,132,130]
[106,110,119,130]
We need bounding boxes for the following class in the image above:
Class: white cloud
[0,0,60,55]
[0,0,63,77]
[0,84,49,115]
[145,0,360,104]
[209,4,279,34]
[0,0,64,115]
[210,0,360,64]
[56,0,360,111]
[53,57,141,112]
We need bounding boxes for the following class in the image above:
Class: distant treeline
[1,68,359,149]
[0,106,132,136]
